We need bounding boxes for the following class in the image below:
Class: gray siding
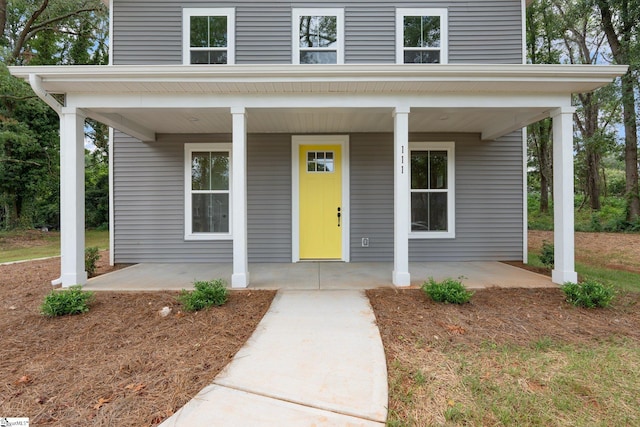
[247,134,292,262]
[112,0,523,65]
[409,132,523,261]
[113,131,522,263]
[113,132,293,263]
[350,132,523,262]
[113,133,233,263]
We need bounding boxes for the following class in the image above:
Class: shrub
[421,277,473,304]
[85,246,100,278]
[178,279,228,312]
[562,280,615,308]
[41,285,94,317]
[540,241,554,269]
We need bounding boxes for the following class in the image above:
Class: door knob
[337,207,341,227]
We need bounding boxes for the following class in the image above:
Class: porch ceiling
[9,63,626,140]
[87,106,550,135]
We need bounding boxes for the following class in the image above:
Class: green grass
[528,252,640,293]
[0,230,109,263]
[388,339,640,426]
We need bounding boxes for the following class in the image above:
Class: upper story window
[292,8,344,64]
[183,8,235,65]
[396,8,448,64]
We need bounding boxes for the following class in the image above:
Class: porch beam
[551,107,578,284]
[392,106,411,287]
[231,107,250,288]
[58,107,88,287]
[86,111,156,142]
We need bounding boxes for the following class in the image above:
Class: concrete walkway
[159,290,387,426]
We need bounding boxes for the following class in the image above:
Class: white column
[551,107,578,284]
[392,107,411,286]
[59,107,87,287]
[231,107,250,288]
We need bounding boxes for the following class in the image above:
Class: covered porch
[83,261,554,291]
[8,64,626,289]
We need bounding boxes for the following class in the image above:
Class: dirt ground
[1,231,639,425]
[0,254,275,426]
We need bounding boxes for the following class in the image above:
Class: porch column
[231,107,250,288]
[59,107,87,287]
[551,107,578,284]
[392,107,411,286]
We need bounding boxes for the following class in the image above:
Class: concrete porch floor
[84,261,555,291]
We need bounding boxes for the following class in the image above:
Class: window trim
[409,141,455,239]
[396,8,448,65]
[182,8,235,65]
[184,143,233,240]
[292,8,345,65]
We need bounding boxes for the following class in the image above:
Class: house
[9,0,625,288]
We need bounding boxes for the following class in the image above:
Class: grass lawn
[0,229,109,263]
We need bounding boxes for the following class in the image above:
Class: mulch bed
[367,287,640,349]
[0,254,275,426]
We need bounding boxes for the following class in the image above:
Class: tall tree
[526,0,562,213]
[596,0,640,221]
[555,0,620,210]
[1,0,105,65]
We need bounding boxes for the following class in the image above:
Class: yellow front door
[299,144,342,259]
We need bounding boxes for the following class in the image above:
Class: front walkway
[159,290,387,426]
[84,261,554,291]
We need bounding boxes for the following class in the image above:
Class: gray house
[10,0,624,288]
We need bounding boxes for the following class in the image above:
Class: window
[307,151,335,172]
[396,8,448,64]
[409,142,455,238]
[184,143,232,240]
[292,8,344,64]
[183,8,235,65]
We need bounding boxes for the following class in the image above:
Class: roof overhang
[8,64,627,140]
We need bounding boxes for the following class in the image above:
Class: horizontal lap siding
[247,134,292,262]
[350,132,523,262]
[350,134,394,261]
[113,132,232,263]
[112,0,523,65]
[409,132,523,261]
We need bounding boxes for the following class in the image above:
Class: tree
[1,0,108,229]
[596,0,640,221]
[554,0,621,210]
[1,0,105,65]
[526,0,562,213]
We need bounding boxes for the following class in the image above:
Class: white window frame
[396,8,448,65]
[409,141,455,239]
[292,8,345,65]
[182,8,235,65]
[184,143,233,240]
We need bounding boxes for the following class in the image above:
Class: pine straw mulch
[0,254,275,426]
[367,287,640,351]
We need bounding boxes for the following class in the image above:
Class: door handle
[337,207,341,227]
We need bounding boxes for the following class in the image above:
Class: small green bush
[421,277,473,304]
[178,279,228,312]
[41,285,94,317]
[85,246,100,278]
[540,241,554,269]
[562,280,615,308]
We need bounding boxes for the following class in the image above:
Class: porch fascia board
[9,64,627,97]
